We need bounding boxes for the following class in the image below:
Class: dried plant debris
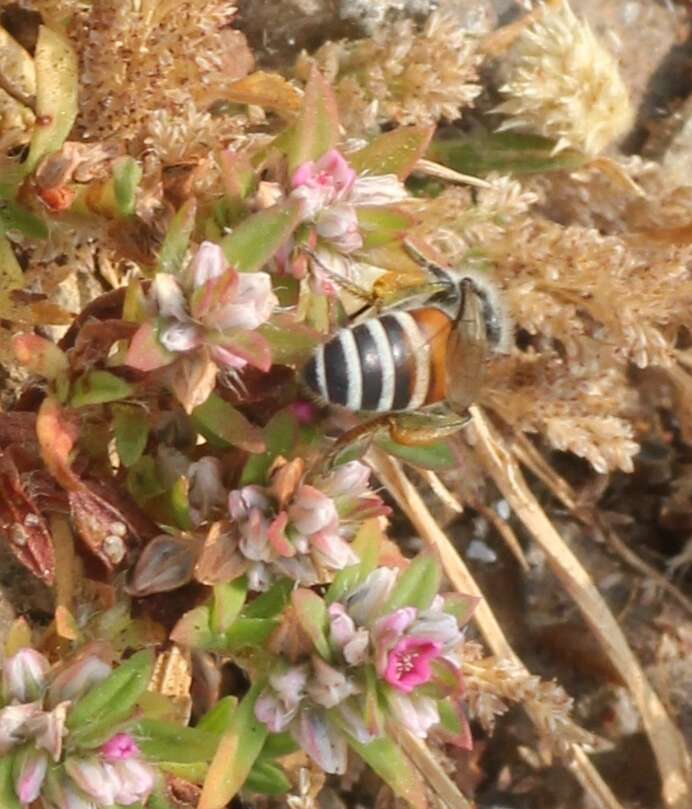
[0,1,691,809]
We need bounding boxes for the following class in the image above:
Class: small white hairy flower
[495,1,634,156]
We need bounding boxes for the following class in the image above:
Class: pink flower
[321,461,371,499]
[3,649,49,703]
[383,636,442,693]
[290,149,356,219]
[100,733,139,761]
[196,270,277,332]
[187,240,227,287]
[315,204,363,253]
[288,485,338,536]
[311,530,358,570]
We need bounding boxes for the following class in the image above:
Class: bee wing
[444,282,488,416]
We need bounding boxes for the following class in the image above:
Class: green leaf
[113,405,150,467]
[327,518,383,604]
[342,733,426,809]
[25,26,79,173]
[240,408,298,486]
[70,370,133,407]
[291,588,330,659]
[244,760,290,795]
[224,618,278,651]
[134,719,219,763]
[0,754,21,809]
[191,393,265,454]
[260,731,299,759]
[257,318,320,366]
[242,578,293,619]
[211,578,247,634]
[0,201,48,239]
[375,436,455,470]
[168,477,193,531]
[427,131,586,177]
[127,455,167,503]
[157,762,208,784]
[198,682,268,809]
[170,605,213,650]
[197,696,238,736]
[157,199,197,274]
[443,592,479,627]
[384,554,440,612]
[221,201,302,273]
[287,66,339,171]
[67,650,155,735]
[113,156,142,217]
[356,206,412,249]
[349,125,435,179]
[147,786,174,809]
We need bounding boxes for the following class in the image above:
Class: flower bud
[127,534,198,596]
[2,649,49,703]
[111,758,156,805]
[288,486,338,536]
[0,703,40,755]
[13,747,48,804]
[321,461,371,498]
[307,657,358,709]
[64,757,119,806]
[188,241,227,288]
[47,656,111,708]
[328,603,356,650]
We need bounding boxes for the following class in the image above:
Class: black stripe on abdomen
[352,322,382,410]
[381,314,412,411]
[322,335,350,406]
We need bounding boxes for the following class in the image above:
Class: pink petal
[267,512,295,558]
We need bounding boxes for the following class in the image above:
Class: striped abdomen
[303,308,452,412]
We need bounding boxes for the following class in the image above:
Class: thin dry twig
[368,447,626,809]
[394,727,473,809]
[470,406,692,809]
[510,432,692,618]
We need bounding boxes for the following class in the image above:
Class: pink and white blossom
[14,747,48,803]
[3,649,49,703]
[100,733,139,761]
[47,656,111,709]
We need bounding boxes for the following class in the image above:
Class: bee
[302,254,511,439]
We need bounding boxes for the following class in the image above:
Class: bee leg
[387,409,471,446]
[318,414,394,471]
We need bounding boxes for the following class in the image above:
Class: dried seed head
[495,1,634,156]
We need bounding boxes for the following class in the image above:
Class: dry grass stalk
[469,406,692,809]
[394,727,473,809]
[367,447,626,809]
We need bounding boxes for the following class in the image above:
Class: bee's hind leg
[315,409,470,476]
[386,409,471,446]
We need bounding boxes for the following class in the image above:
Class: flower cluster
[279,148,408,294]
[199,460,389,590]
[126,240,278,376]
[254,564,476,773]
[0,650,155,809]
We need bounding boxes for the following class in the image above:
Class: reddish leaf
[0,450,55,583]
[212,330,272,373]
[36,396,80,490]
[68,479,154,570]
[125,322,175,372]
[12,333,68,378]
